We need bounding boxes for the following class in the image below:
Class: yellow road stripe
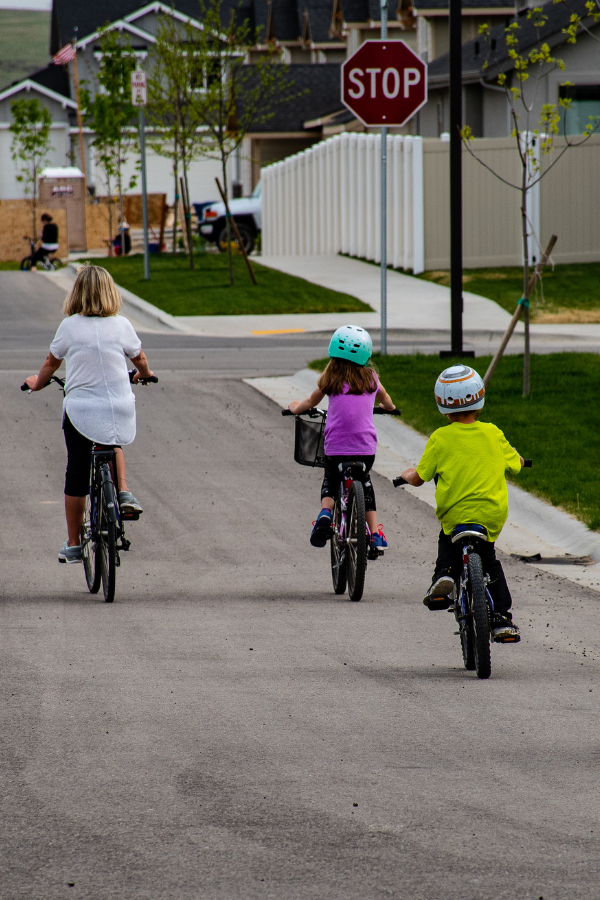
[251,328,306,335]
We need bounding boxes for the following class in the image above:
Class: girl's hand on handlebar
[288,400,301,414]
[24,375,38,390]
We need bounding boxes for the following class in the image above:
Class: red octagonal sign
[341,40,427,128]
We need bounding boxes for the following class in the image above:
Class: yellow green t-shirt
[416,421,522,542]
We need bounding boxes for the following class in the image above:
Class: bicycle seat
[450,523,489,544]
[337,461,368,481]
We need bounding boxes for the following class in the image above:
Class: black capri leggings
[321,454,376,511]
[63,415,118,497]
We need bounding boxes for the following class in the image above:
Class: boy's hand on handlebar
[24,375,38,390]
[400,467,425,487]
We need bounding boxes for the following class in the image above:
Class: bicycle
[21,369,158,603]
[283,405,401,602]
[393,459,531,679]
[20,236,60,271]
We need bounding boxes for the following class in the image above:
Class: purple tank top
[324,375,379,456]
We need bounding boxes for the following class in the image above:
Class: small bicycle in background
[20,236,60,271]
[21,370,158,603]
[283,406,401,602]
[393,459,531,679]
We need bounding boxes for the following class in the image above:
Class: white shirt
[50,314,142,445]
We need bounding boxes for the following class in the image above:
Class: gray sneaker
[59,541,83,564]
[423,575,455,610]
[119,491,143,514]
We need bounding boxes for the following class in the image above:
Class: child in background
[288,325,396,554]
[400,365,523,642]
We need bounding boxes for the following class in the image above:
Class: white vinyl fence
[262,133,600,270]
[262,133,425,274]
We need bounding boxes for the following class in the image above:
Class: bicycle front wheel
[468,552,491,679]
[81,496,101,594]
[99,513,116,603]
[456,582,475,670]
[330,495,347,595]
[347,481,367,602]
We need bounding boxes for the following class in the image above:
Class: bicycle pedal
[121,511,140,521]
[493,633,521,644]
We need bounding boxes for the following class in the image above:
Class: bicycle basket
[294,415,326,468]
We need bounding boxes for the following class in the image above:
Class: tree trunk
[222,155,234,287]
[172,157,179,254]
[183,161,194,270]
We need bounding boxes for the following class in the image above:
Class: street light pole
[440,0,474,359]
[380,0,388,356]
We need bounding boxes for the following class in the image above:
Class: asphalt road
[2,271,600,900]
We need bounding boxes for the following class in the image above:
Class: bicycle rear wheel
[81,495,101,594]
[20,256,32,271]
[330,495,347,595]
[99,476,117,603]
[468,552,491,679]
[456,582,475,670]
[347,481,367,602]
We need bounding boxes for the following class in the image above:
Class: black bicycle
[394,459,531,679]
[21,370,158,603]
[20,236,60,271]
[283,405,401,602]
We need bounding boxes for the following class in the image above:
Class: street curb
[66,263,191,333]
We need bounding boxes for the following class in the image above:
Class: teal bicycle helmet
[328,325,372,366]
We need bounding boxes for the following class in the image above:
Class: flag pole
[71,31,88,190]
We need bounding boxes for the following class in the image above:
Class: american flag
[53,43,75,66]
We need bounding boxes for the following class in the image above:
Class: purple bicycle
[283,405,400,602]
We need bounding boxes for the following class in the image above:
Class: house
[420,0,600,137]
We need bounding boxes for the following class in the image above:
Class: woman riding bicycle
[288,325,396,553]
[24,265,154,563]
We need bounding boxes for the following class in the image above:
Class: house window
[559,84,600,135]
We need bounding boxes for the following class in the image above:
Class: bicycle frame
[84,447,133,565]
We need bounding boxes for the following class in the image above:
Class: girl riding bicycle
[24,265,154,564]
[288,325,396,553]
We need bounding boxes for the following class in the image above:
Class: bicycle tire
[99,477,117,603]
[81,495,101,594]
[468,552,491,679]
[347,480,367,602]
[330,495,347,595]
[20,256,32,271]
[457,582,475,670]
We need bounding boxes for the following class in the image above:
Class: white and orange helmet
[434,365,485,415]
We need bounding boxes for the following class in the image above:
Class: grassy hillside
[0,10,51,90]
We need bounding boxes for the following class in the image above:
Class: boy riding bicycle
[400,365,522,642]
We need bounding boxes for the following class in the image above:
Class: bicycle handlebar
[21,370,158,392]
[393,460,533,487]
[281,406,400,417]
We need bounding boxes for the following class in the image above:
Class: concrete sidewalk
[246,368,600,595]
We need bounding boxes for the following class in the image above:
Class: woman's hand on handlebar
[24,352,62,391]
[132,369,155,385]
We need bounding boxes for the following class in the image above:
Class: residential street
[2,271,600,900]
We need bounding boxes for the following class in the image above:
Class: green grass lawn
[98,253,371,316]
[419,263,600,323]
[309,353,600,532]
[0,261,20,271]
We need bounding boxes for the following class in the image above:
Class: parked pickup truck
[198,182,262,255]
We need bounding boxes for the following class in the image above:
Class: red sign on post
[341,40,427,127]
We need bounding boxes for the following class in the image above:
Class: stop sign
[341,40,427,127]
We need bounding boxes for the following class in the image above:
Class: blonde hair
[64,265,122,317]
[317,357,378,395]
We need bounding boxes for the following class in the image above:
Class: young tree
[80,28,138,254]
[10,97,53,240]
[462,7,599,396]
[147,11,205,267]
[191,0,300,285]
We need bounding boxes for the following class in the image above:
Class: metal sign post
[341,33,427,358]
[380,0,388,356]
[131,70,150,281]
